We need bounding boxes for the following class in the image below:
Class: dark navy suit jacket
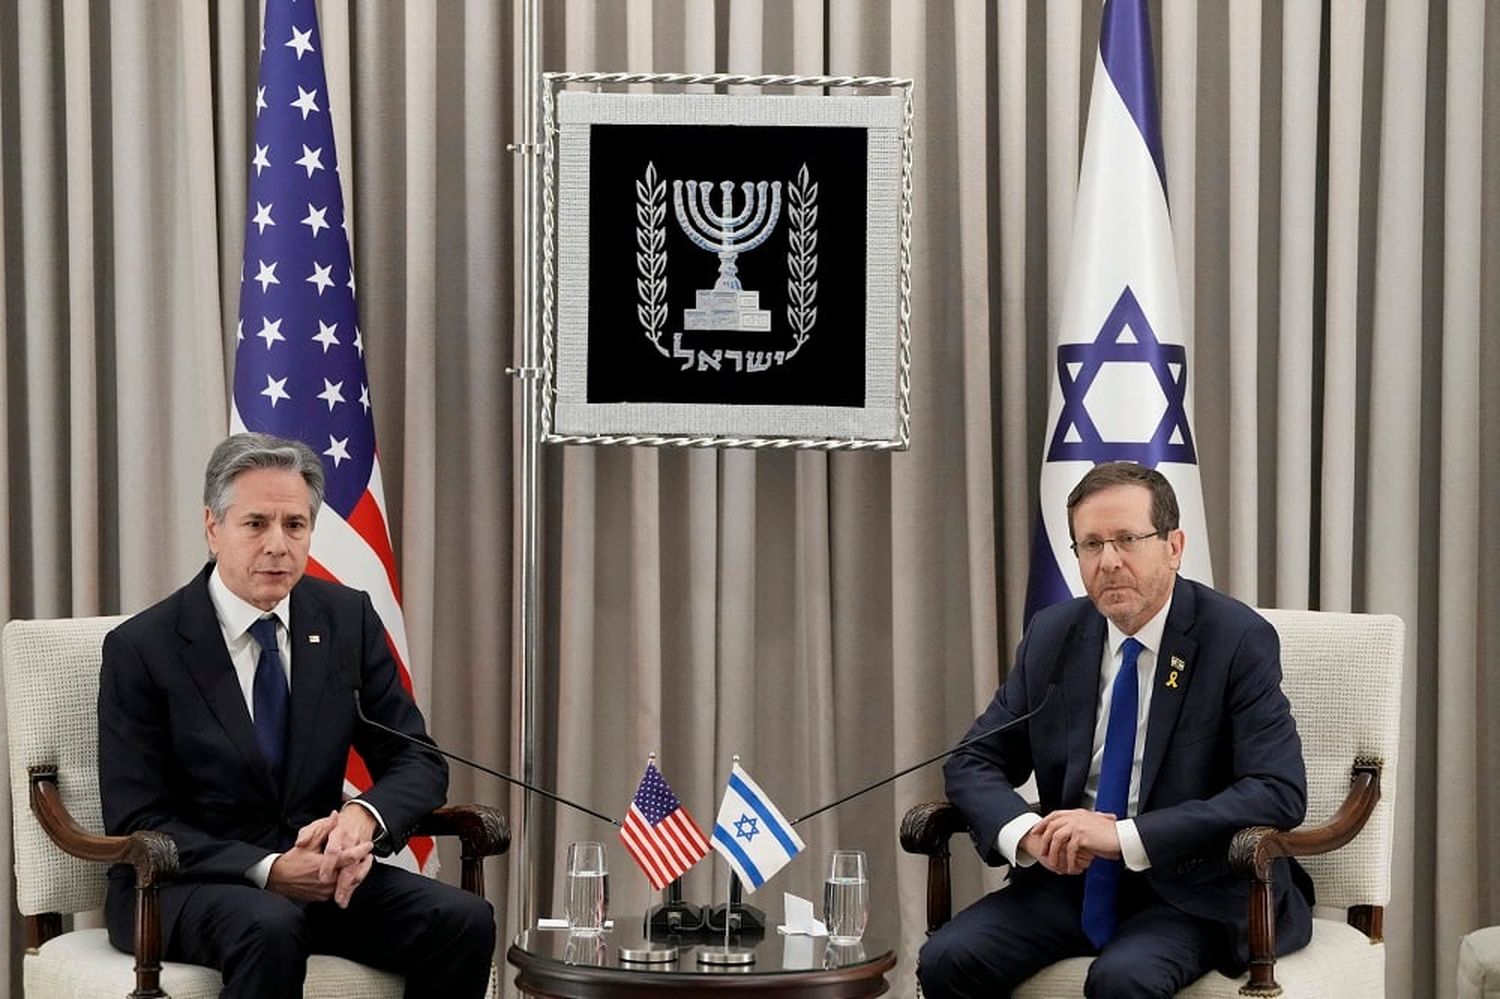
[943,576,1313,972]
[97,564,447,947]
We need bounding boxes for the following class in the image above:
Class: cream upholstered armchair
[3,615,509,999]
[901,608,1404,997]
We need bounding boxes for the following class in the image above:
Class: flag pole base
[696,945,755,966]
[618,942,679,964]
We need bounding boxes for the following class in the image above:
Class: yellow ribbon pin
[1166,671,1179,688]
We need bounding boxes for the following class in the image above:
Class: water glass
[565,841,609,934]
[563,931,608,967]
[822,849,869,944]
[823,939,868,969]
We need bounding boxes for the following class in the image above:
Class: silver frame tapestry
[540,73,915,450]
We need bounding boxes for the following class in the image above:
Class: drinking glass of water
[823,849,869,944]
[565,841,609,934]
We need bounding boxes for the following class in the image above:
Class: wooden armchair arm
[29,767,176,999]
[900,800,971,933]
[1227,761,1383,997]
[413,803,511,897]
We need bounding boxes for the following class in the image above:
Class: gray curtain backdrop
[1,2,1495,996]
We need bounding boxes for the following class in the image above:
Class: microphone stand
[647,878,707,935]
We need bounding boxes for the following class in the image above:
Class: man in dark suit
[918,462,1312,998]
[99,432,494,997]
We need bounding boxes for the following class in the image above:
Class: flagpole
[514,0,543,942]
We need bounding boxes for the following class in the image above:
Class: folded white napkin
[775,891,828,936]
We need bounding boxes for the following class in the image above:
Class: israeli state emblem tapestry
[541,79,913,450]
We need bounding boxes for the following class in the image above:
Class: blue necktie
[1081,636,1143,948]
[248,617,290,785]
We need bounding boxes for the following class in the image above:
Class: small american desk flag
[232,0,434,872]
[619,762,709,890]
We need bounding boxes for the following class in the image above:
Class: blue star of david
[733,814,759,842]
[1047,286,1197,466]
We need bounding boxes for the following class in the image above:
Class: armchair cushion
[26,928,405,998]
[1459,926,1500,999]
[1013,919,1382,997]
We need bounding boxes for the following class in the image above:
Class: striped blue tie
[248,617,290,785]
[1081,636,1142,948]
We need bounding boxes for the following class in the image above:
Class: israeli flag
[711,763,805,892]
[1025,0,1213,621]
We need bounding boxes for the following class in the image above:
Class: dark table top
[507,925,896,998]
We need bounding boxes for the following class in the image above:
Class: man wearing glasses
[918,462,1313,999]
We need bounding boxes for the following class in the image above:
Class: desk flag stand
[696,867,758,967]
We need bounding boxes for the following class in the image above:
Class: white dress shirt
[996,594,1175,872]
[207,566,386,887]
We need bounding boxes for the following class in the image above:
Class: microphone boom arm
[789,683,1057,827]
[352,692,620,827]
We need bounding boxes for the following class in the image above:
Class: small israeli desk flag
[1025,0,1214,622]
[711,763,805,892]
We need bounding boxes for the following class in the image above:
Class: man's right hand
[266,810,374,902]
[1020,812,1111,875]
[267,844,341,901]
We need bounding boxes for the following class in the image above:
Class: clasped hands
[1019,809,1123,875]
[267,805,377,907]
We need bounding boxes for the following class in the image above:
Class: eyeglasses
[1070,531,1164,560]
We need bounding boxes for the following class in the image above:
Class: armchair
[901,608,1404,997]
[3,615,510,999]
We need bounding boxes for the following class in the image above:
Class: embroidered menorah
[673,178,783,332]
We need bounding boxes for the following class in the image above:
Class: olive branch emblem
[785,163,819,359]
[635,162,668,356]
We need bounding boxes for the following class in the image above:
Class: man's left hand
[318,804,378,907]
[1032,809,1122,874]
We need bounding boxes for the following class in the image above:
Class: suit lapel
[1062,612,1106,806]
[1139,577,1198,809]
[177,566,279,802]
[283,582,336,802]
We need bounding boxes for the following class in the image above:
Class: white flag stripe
[664,810,709,853]
[308,477,413,665]
[621,810,672,885]
[624,804,686,876]
[650,818,692,870]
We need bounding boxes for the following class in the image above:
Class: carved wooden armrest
[1227,761,1383,998]
[29,767,176,999]
[29,767,178,885]
[900,800,968,857]
[901,800,972,934]
[413,803,511,897]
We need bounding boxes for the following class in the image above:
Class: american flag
[232,0,435,873]
[619,763,710,890]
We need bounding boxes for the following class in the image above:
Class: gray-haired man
[99,432,493,996]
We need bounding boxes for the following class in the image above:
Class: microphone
[351,690,619,827]
[790,629,1072,826]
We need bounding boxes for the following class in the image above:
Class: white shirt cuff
[997,812,1044,867]
[1117,818,1151,871]
[345,798,389,845]
[247,853,278,888]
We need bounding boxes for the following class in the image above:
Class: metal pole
[514,0,542,943]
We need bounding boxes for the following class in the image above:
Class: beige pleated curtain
[1,2,1496,997]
